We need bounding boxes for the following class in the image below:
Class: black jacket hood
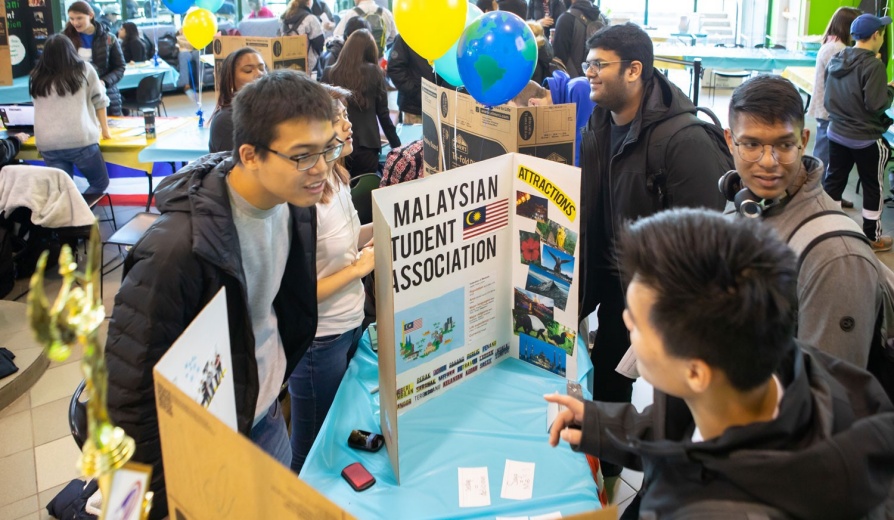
[155,151,232,213]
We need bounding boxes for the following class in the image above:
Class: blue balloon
[195,0,224,12]
[433,4,482,87]
[456,11,537,106]
[162,0,194,15]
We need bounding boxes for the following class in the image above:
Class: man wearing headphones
[721,75,886,368]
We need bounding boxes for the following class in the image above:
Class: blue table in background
[654,45,816,71]
[0,61,180,104]
[300,333,601,519]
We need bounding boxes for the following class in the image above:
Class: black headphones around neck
[718,170,784,218]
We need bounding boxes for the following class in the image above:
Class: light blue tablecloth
[300,332,601,519]
[138,123,210,164]
[119,60,179,90]
[654,45,816,71]
[0,61,180,104]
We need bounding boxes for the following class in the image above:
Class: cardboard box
[154,289,353,519]
[421,78,576,175]
[212,35,308,80]
[0,0,11,86]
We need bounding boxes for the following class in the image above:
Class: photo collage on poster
[513,190,578,376]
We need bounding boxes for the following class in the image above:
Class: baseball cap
[105,4,120,14]
[850,13,892,40]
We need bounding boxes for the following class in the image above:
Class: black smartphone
[341,462,376,491]
[348,429,385,452]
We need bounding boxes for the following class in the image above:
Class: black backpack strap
[353,6,364,16]
[375,6,382,15]
[644,112,702,209]
[785,210,870,270]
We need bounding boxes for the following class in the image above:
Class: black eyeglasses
[257,142,345,171]
[581,60,631,73]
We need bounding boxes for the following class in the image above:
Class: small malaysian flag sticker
[404,318,423,333]
[463,199,509,240]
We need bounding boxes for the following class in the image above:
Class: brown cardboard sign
[212,35,308,82]
[421,78,576,175]
[153,288,353,520]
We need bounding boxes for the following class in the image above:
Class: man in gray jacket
[823,13,894,251]
[721,74,886,368]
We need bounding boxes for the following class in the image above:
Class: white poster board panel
[155,288,237,431]
[373,153,582,483]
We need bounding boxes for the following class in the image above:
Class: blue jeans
[41,144,110,195]
[249,399,291,468]
[288,326,362,473]
[814,118,830,178]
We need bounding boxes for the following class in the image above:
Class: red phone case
[341,462,376,491]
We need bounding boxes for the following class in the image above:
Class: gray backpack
[786,210,894,400]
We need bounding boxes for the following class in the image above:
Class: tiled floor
[3,73,894,520]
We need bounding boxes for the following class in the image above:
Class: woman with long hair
[118,21,147,62]
[208,47,267,152]
[322,29,400,177]
[287,83,373,473]
[280,0,325,76]
[30,34,111,195]
[62,0,126,116]
[809,5,862,196]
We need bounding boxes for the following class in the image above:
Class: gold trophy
[27,225,152,520]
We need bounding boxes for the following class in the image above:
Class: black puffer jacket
[105,153,318,520]
[578,72,730,320]
[65,20,126,115]
[387,34,434,117]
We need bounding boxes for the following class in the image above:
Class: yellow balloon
[394,0,466,61]
[183,8,218,50]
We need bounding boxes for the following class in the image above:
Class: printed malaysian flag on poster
[463,199,509,239]
[404,318,423,333]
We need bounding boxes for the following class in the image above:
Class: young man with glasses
[823,13,894,251]
[722,74,888,369]
[577,22,731,487]
[105,71,340,520]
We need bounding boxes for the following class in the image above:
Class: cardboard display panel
[373,153,583,482]
[421,78,577,175]
[154,289,353,519]
[212,35,308,80]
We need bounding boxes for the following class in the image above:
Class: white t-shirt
[691,375,785,443]
[315,181,365,337]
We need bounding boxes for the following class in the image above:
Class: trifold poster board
[373,153,583,482]
[154,289,353,519]
[421,78,577,175]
